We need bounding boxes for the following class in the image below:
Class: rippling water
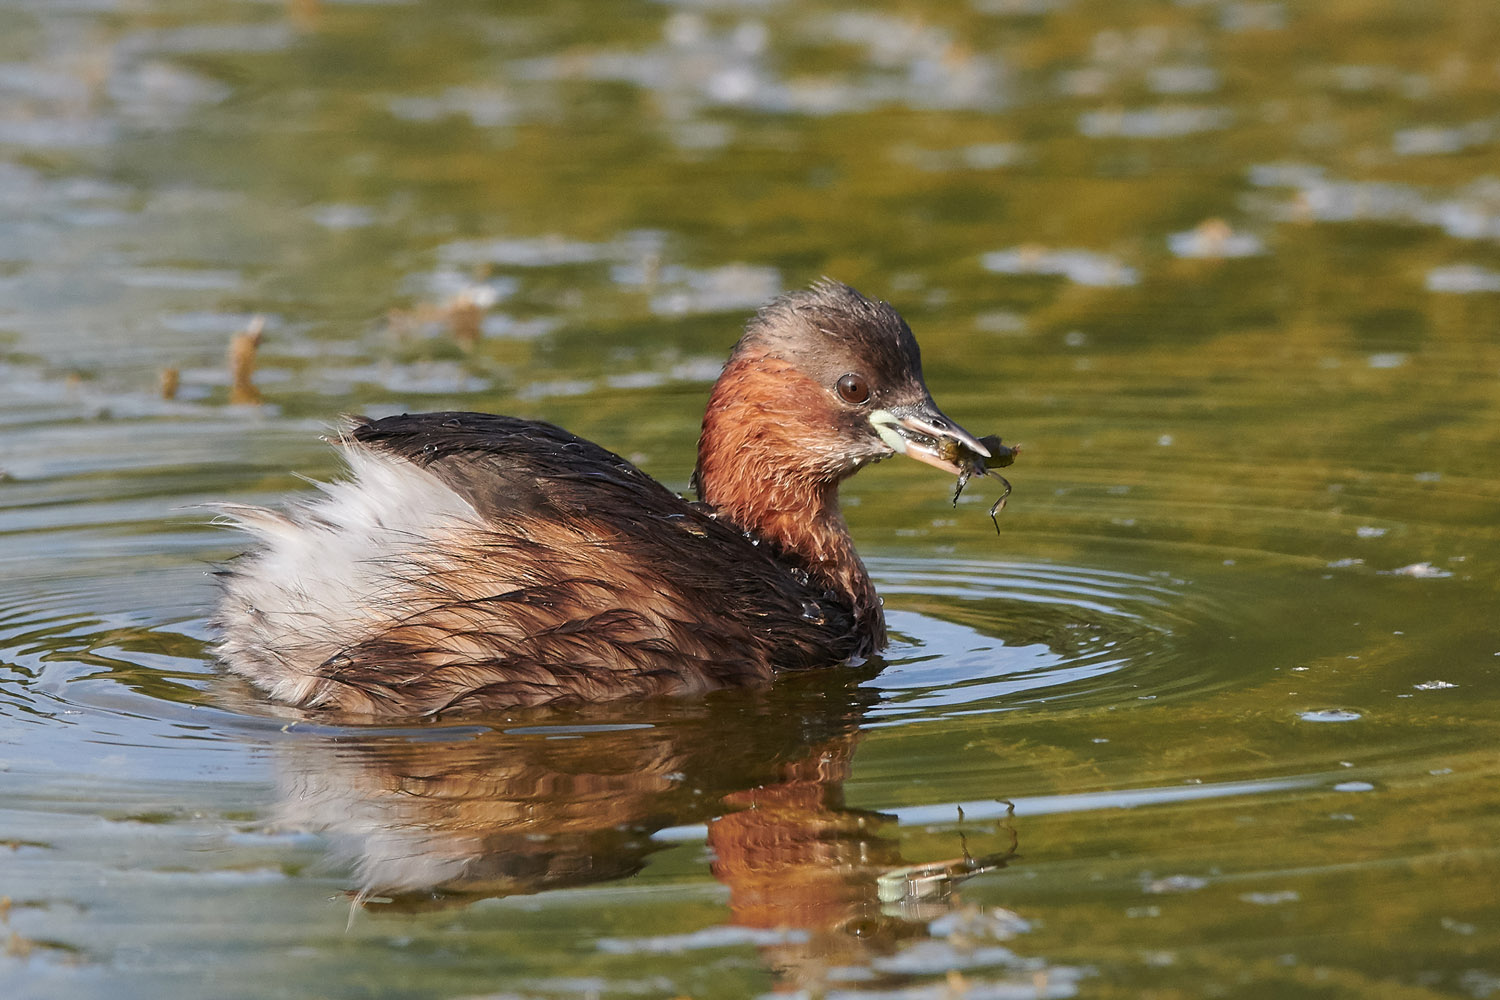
[3,1,1499,998]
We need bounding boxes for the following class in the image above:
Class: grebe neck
[693,355,884,646]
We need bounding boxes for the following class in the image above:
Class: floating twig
[229,316,265,405]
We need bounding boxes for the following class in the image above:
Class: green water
[2,0,1498,997]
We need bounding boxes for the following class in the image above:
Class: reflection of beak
[869,402,990,475]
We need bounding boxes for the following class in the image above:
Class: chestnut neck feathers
[695,350,874,621]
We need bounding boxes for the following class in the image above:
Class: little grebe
[215,281,992,716]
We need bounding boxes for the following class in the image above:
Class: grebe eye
[836,373,870,404]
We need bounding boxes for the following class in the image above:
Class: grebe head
[697,280,989,500]
[693,280,987,644]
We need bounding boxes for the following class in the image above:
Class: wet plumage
[215,281,991,717]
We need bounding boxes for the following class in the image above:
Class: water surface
[2,1,1498,998]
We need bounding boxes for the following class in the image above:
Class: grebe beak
[868,402,991,475]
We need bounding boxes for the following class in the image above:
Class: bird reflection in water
[268,670,1063,993]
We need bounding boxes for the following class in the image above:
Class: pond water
[2,0,1499,997]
